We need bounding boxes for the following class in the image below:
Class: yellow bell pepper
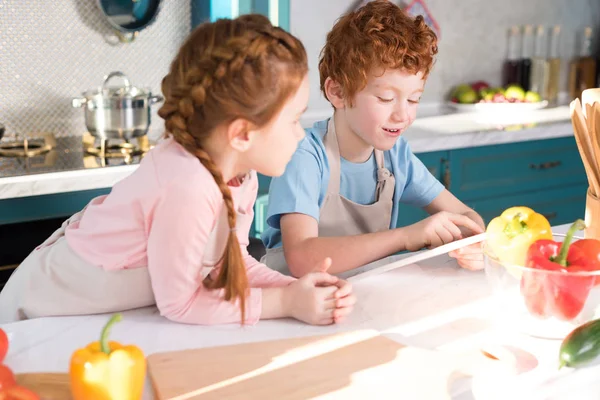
[69,314,146,400]
[486,206,553,274]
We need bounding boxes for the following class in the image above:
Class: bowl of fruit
[483,207,600,339]
[447,81,547,113]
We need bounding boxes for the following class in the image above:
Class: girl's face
[241,75,310,177]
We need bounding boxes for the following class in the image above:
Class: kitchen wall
[2,1,600,138]
[0,1,190,140]
[291,0,600,122]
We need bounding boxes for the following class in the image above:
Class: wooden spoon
[571,98,600,196]
[585,103,600,188]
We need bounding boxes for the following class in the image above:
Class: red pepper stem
[554,219,587,267]
[100,313,122,355]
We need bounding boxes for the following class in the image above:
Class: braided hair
[158,15,308,323]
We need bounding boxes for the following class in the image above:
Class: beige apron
[262,119,395,275]
[0,173,255,323]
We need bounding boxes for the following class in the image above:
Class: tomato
[0,365,15,391]
[0,329,7,363]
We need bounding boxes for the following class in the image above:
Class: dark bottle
[502,26,522,87]
[517,25,534,90]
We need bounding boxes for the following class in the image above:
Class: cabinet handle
[529,161,562,170]
[442,158,451,190]
[541,211,557,221]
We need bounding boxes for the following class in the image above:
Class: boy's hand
[405,211,484,252]
[449,243,484,270]
[448,210,484,270]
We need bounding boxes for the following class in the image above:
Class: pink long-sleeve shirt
[65,137,295,325]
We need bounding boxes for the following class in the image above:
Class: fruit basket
[447,81,548,114]
[483,219,600,339]
[447,100,548,113]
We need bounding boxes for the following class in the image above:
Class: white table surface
[2,223,597,400]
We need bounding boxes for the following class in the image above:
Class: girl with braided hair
[0,15,355,326]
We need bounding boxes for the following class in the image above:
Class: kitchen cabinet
[0,189,110,226]
[396,136,586,228]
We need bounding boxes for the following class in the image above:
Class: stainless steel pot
[72,71,163,140]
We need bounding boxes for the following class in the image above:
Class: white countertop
[0,105,574,200]
[2,223,598,400]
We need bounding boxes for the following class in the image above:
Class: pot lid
[83,71,150,98]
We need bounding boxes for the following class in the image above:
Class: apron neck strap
[324,119,342,194]
[324,118,387,194]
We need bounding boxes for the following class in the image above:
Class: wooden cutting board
[15,373,72,400]
[147,329,517,400]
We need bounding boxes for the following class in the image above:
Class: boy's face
[340,68,424,151]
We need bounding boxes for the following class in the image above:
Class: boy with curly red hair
[261,0,485,276]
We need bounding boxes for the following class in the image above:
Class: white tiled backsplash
[0,1,191,140]
[2,0,600,139]
[290,0,600,115]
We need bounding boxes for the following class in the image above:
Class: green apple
[525,91,542,103]
[457,88,478,104]
[451,84,472,98]
[504,84,525,101]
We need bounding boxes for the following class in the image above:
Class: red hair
[319,0,438,104]
[158,15,307,323]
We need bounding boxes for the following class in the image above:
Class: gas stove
[0,132,153,178]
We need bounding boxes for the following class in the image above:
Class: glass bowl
[483,233,600,339]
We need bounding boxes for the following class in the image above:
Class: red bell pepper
[571,238,600,285]
[0,329,7,364]
[521,220,599,321]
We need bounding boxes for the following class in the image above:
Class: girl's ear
[324,77,346,109]
[227,118,254,152]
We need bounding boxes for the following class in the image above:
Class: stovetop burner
[0,132,155,178]
[82,133,152,160]
[0,133,56,157]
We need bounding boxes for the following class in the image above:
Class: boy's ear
[324,77,346,109]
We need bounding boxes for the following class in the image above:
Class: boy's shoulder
[294,119,330,165]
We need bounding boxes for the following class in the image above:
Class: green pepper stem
[554,219,586,267]
[503,213,527,239]
[100,313,122,355]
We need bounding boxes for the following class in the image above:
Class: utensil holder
[585,188,600,239]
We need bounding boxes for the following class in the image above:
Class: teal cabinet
[467,185,587,227]
[396,136,586,229]
[0,189,110,225]
[449,138,586,201]
[192,0,290,31]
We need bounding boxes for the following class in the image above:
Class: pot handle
[72,97,87,108]
[149,95,164,105]
[102,71,132,91]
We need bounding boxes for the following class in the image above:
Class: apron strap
[323,119,342,194]
[374,150,391,201]
[324,118,392,201]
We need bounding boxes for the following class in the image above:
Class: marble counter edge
[405,121,574,153]
[0,165,139,200]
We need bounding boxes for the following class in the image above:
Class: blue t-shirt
[261,119,444,249]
